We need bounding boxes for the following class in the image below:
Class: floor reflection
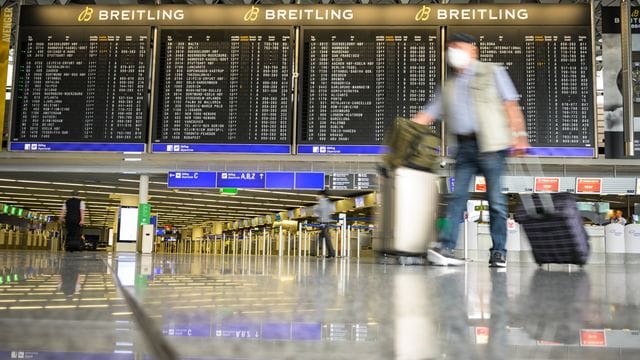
[1,251,640,359]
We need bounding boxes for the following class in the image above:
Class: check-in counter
[625,224,640,255]
[7,230,14,249]
[457,220,525,262]
[585,225,605,264]
[476,223,492,262]
[606,224,626,264]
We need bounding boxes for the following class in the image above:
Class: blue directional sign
[10,142,145,152]
[266,172,295,189]
[152,143,290,154]
[167,172,217,188]
[217,172,266,189]
[295,172,325,190]
[167,171,325,190]
[297,145,386,155]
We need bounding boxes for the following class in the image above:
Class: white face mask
[447,47,471,69]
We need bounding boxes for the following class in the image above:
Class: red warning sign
[475,327,489,344]
[580,330,606,346]
[576,178,602,194]
[534,177,560,193]
[474,176,486,193]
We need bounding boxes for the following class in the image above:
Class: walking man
[412,33,529,267]
[314,190,336,258]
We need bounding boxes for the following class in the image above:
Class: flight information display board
[450,26,595,157]
[11,26,150,152]
[152,28,292,154]
[298,28,440,155]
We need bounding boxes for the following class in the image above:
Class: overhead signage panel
[152,144,291,154]
[354,174,378,190]
[330,173,354,190]
[265,172,295,189]
[9,142,145,152]
[217,172,266,189]
[19,4,591,27]
[168,171,217,188]
[295,172,325,190]
[167,171,324,189]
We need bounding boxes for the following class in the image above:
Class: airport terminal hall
[3,0,640,359]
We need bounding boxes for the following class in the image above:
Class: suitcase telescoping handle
[515,157,556,217]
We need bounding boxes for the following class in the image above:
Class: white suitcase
[375,167,438,257]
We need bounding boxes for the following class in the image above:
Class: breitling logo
[77,6,93,22]
[244,6,260,22]
[415,6,431,21]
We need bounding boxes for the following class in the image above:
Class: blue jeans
[439,139,508,255]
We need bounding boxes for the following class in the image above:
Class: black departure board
[12,27,150,145]
[299,28,440,147]
[154,28,292,145]
[450,26,594,152]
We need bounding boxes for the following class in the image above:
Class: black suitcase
[515,193,590,266]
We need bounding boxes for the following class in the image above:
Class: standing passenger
[314,190,336,258]
[60,191,85,252]
[412,33,529,267]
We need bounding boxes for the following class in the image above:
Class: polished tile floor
[1,251,640,359]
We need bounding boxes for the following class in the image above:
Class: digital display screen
[449,26,594,154]
[118,207,139,243]
[12,27,150,146]
[299,28,440,152]
[153,28,292,150]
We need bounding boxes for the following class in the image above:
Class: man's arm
[412,92,442,125]
[504,100,529,150]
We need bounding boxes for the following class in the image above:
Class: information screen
[12,27,150,149]
[298,28,440,154]
[450,26,594,156]
[153,28,292,152]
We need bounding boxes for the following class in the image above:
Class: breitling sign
[19,4,590,27]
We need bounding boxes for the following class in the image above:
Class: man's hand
[511,134,529,157]
[411,112,434,125]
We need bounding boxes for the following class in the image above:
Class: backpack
[384,117,440,172]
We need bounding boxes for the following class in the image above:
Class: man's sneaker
[489,251,507,268]
[427,247,465,266]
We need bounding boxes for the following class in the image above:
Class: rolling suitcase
[375,166,439,264]
[375,117,441,264]
[515,192,590,266]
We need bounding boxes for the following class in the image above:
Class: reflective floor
[1,251,640,359]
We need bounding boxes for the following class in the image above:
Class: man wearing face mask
[412,33,529,268]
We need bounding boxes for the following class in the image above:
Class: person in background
[611,210,628,226]
[60,190,85,252]
[412,33,529,268]
[314,190,336,258]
